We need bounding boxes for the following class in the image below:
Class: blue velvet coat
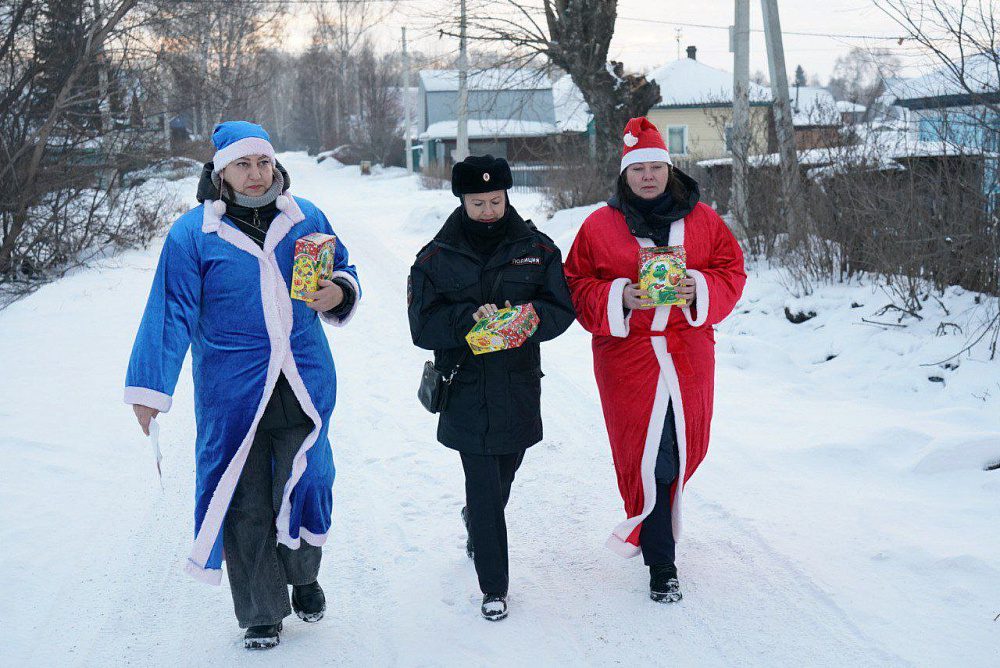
[125,193,360,584]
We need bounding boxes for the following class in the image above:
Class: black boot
[244,621,282,650]
[292,581,326,622]
[461,506,474,559]
[481,593,508,621]
[649,564,682,603]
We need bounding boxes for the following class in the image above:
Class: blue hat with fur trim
[211,121,275,174]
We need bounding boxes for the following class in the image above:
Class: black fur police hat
[451,154,513,197]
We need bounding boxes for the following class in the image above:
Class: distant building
[788,85,843,149]
[645,46,775,163]
[416,69,558,169]
[881,53,999,206]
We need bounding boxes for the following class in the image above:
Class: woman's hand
[303,279,344,312]
[133,404,159,436]
[472,300,512,322]
[623,283,656,310]
[624,279,696,309]
[678,277,696,304]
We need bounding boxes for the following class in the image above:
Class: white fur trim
[275,195,290,211]
[682,269,710,327]
[652,338,688,539]
[274,357,324,550]
[185,196,329,584]
[668,217,685,247]
[607,277,631,338]
[211,200,226,216]
[320,270,361,327]
[279,527,329,550]
[605,228,691,556]
[621,147,672,172]
[123,386,172,413]
[212,137,275,173]
[606,357,670,557]
[184,559,223,586]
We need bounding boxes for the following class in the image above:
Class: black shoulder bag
[417,267,503,414]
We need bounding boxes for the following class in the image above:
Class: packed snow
[1,152,998,666]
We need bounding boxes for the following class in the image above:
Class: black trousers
[460,450,525,595]
[640,401,679,567]
[223,374,322,628]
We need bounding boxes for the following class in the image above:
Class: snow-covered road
[2,153,998,666]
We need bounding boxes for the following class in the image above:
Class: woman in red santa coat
[564,117,746,602]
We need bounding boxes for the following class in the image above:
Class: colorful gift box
[291,232,337,301]
[638,246,687,306]
[465,303,541,355]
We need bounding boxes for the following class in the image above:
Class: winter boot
[244,621,282,650]
[481,593,508,621]
[461,506,474,559]
[292,581,326,622]
[649,564,682,603]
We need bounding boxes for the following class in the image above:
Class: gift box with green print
[639,246,687,306]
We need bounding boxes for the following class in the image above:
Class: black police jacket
[408,206,576,454]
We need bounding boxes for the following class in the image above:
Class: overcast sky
[286,0,943,83]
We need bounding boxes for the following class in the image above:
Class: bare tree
[310,0,397,147]
[876,0,999,117]
[0,0,146,277]
[827,46,903,109]
[439,0,660,184]
[150,1,289,142]
[354,45,404,166]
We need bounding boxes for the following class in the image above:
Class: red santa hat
[620,117,672,173]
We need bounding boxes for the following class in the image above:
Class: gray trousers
[224,382,322,628]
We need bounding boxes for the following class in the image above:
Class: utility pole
[760,0,801,231]
[731,0,750,236]
[402,27,413,174]
[674,28,683,60]
[455,0,470,162]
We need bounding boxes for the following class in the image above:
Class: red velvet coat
[564,201,746,557]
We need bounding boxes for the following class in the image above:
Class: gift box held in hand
[466,303,541,355]
[291,233,337,301]
[639,246,687,306]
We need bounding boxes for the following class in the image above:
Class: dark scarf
[461,205,512,260]
[223,197,279,248]
[608,167,701,246]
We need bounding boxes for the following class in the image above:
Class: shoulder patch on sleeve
[417,245,441,265]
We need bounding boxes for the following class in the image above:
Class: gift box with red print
[465,303,540,355]
[291,232,337,301]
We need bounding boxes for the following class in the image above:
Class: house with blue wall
[883,53,999,208]
[415,68,591,181]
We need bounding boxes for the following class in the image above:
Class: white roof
[883,53,998,102]
[419,68,551,93]
[697,124,993,173]
[419,119,558,141]
[552,74,591,133]
[647,57,771,107]
[788,86,841,126]
[836,100,867,113]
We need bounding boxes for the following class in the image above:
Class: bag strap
[444,264,506,383]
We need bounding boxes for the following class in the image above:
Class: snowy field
[1,152,998,666]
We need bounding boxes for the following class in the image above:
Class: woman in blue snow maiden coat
[124,121,361,650]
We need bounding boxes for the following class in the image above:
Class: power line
[616,14,907,42]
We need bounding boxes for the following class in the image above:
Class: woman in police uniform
[407,155,575,621]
